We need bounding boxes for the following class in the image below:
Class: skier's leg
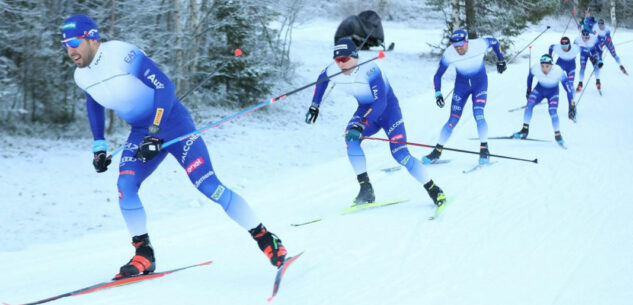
[471,77,489,143]
[117,132,168,237]
[438,87,467,146]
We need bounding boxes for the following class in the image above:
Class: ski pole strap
[361,136,538,163]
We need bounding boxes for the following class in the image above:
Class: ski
[468,136,550,142]
[507,105,527,112]
[421,159,452,165]
[558,142,568,150]
[429,198,453,220]
[267,252,304,302]
[2,261,212,305]
[291,200,409,227]
[380,166,402,173]
[338,199,409,215]
[462,161,498,174]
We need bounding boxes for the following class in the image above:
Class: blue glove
[345,122,365,142]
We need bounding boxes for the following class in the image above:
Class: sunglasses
[452,40,466,47]
[61,33,90,49]
[334,56,351,64]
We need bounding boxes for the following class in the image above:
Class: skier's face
[541,63,552,74]
[599,24,605,31]
[454,42,468,55]
[65,39,99,68]
[335,56,358,75]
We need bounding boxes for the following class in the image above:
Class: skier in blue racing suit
[305,38,447,208]
[61,14,287,278]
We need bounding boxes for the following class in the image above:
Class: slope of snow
[1,18,632,305]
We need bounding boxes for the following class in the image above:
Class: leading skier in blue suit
[424,29,506,165]
[305,38,447,208]
[61,14,287,278]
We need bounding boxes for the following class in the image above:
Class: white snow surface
[1,18,633,305]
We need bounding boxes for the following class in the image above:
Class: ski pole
[178,49,243,101]
[108,51,387,158]
[361,136,538,163]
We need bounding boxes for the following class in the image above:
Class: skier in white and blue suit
[574,29,603,92]
[592,18,628,75]
[548,36,580,89]
[61,14,287,278]
[512,54,575,146]
[305,38,446,207]
[423,29,506,165]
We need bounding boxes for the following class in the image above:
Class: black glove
[496,60,507,74]
[526,88,531,99]
[598,59,604,68]
[93,151,111,173]
[305,105,319,124]
[136,136,164,162]
[568,104,576,121]
[590,56,598,65]
[435,92,444,108]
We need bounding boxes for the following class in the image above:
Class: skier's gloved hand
[305,104,319,124]
[496,60,507,74]
[526,88,531,98]
[590,56,598,65]
[136,136,164,162]
[568,102,576,121]
[598,59,604,68]
[435,91,444,108]
[345,121,365,143]
[93,151,111,173]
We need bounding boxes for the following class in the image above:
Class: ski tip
[267,296,275,302]
[377,50,386,59]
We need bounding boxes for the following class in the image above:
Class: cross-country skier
[574,29,602,92]
[61,14,287,278]
[592,18,628,75]
[423,29,506,165]
[548,36,580,89]
[580,11,596,33]
[305,38,447,208]
[512,54,575,147]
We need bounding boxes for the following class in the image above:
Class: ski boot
[479,142,490,165]
[620,65,628,75]
[512,124,529,139]
[424,180,447,207]
[576,81,583,92]
[354,172,376,205]
[422,144,443,164]
[249,223,287,268]
[596,79,601,90]
[114,233,156,280]
[555,131,565,147]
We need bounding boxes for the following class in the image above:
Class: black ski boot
[479,142,490,165]
[424,180,447,207]
[249,223,287,268]
[620,65,628,75]
[354,172,376,205]
[596,79,601,90]
[555,131,565,146]
[422,144,443,164]
[512,124,529,139]
[576,81,583,92]
[114,233,156,280]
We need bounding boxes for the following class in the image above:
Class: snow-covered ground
[1,16,633,305]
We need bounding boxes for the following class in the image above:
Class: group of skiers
[59,10,625,278]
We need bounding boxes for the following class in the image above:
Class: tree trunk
[465,0,476,38]
[451,0,460,32]
[610,0,616,29]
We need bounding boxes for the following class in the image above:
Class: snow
[1,17,633,305]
